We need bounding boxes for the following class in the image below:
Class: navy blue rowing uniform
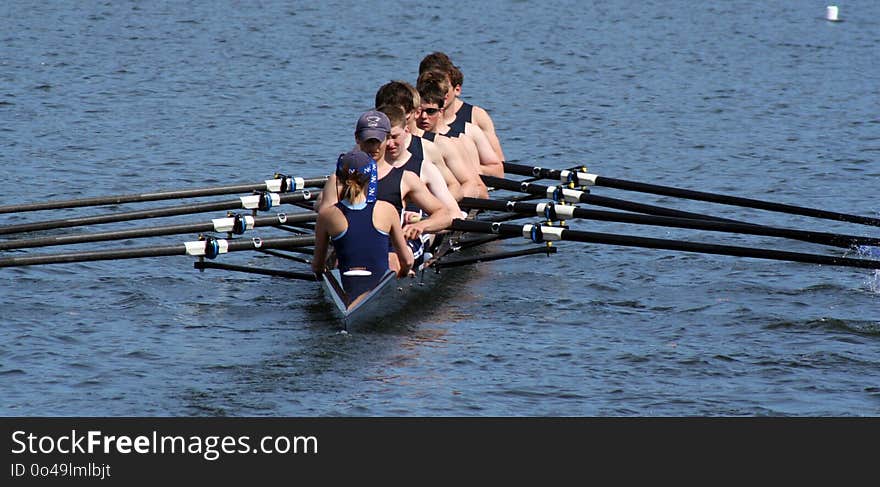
[375,165,405,213]
[400,138,431,262]
[408,134,425,163]
[376,152,430,263]
[444,102,473,138]
[401,137,425,214]
[332,200,390,299]
[401,141,424,179]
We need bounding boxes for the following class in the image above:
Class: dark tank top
[332,201,390,299]
[444,102,473,138]
[401,150,423,177]
[401,138,425,213]
[408,135,424,162]
[375,166,404,213]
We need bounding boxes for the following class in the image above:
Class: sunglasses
[421,107,442,115]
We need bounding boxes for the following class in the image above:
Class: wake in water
[855,245,880,294]
[867,271,880,295]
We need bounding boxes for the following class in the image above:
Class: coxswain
[312,150,414,308]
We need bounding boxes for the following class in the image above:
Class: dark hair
[447,64,463,88]
[376,104,407,129]
[336,157,371,203]
[419,52,463,88]
[375,81,416,114]
[419,52,454,74]
[416,70,450,107]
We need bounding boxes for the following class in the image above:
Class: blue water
[2,0,880,416]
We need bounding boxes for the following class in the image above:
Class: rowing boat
[318,213,472,332]
[3,167,880,333]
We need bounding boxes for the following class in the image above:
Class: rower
[376,104,464,221]
[312,150,413,308]
[317,110,454,272]
[374,80,487,199]
[415,71,504,179]
[419,52,506,165]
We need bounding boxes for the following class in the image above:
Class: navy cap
[336,150,378,202]
[355,110,391,142]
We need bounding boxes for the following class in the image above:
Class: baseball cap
[335,150,378,202]
[355,110,391,142]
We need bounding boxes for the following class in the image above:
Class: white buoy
[826,5,839,22]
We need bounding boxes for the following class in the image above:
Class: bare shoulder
[316,202,347,235]
[432,134,452,150]
[472,105,498,130]
[322,173,339,189]
[373,200,401,228]
[374,199,398,215]
[422,139,442,161]
[473,104,492,117]
[317,173,340,210]
[421,135,438,151]
[464,121,489,139]
[317,202,341,219]
[401,168,424,186]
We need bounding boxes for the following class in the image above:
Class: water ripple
[2,0,880,417]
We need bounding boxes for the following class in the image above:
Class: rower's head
[377,105,408,161]
[354,110,391,162]
[335,150,377,205]
[415,71,448,132]
[405,84,422,125]
[376,81,415,117]
[419,52,454,77]
[447,64,463,97]
[419,52,462,95]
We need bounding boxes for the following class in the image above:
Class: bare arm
[315,174,340,212]
[401,171,453,238]
[421,156,463,217]
[473,105,505,162]
[426,142,463,201]
[435,136,488,199]
[311,211,331,275]
[380,201,414,277]
[463,123,504,178]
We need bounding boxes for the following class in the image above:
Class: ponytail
[335,150,376,205]
[339,172,368,204]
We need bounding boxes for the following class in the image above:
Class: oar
[459,198,880,249]
[482,175,744,224]
[0,234,316,268]
[0,211,317,251]
[193,261,318,281]
[433,246,557,269]
[0,175,327,214]
[450,219,880,270]
[504,162,880,227]
[0,191,316,236]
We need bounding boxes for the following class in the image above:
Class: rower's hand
[403,211,422,224]
[402,223,424,241]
